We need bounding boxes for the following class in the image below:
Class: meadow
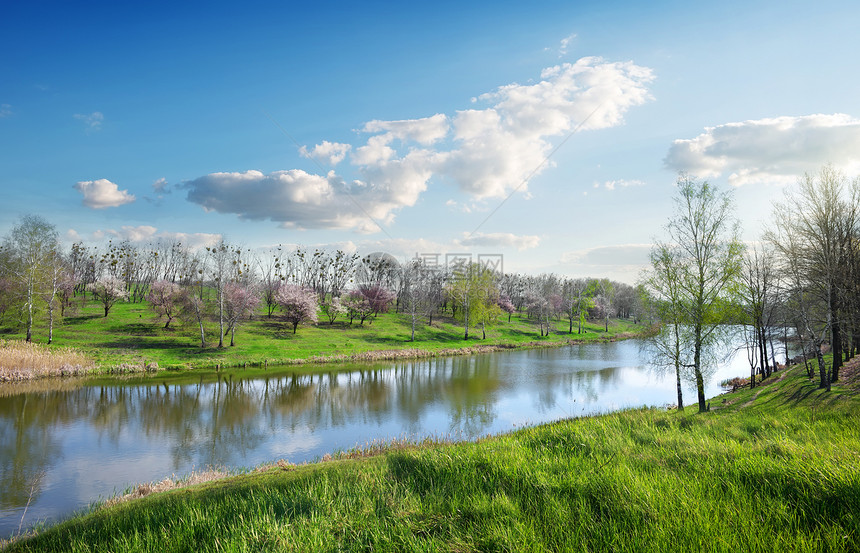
[0,295,647,375]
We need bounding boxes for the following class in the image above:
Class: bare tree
[768,166,860,388]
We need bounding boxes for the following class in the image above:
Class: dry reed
[0,339,95,382]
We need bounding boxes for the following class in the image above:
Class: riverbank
[4,359,858,552]
[0,298,650,381]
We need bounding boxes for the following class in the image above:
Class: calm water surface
[0,340,757,538]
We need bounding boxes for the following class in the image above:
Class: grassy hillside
[0,296,647,373]
[4,360,858,552]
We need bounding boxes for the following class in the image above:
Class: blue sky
[2,0,859,282]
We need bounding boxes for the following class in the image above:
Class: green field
[0,295,648,373]
[3,359,858,552]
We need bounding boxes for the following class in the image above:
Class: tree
[643,243,690,410]
[223,282,261,346]
[359,284,396,317]
[343,291,374,325]
[89,276,129,317]
[2,215,59,342]
[448,262,499,340]
[648,175,743,412]
[768,165,860,388]
[321,296,347,325]
[41,246,70,344]
[180,287,207,348]
[147,280,183,329]
[274,284,318,334]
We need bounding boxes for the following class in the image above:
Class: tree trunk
[816,342,830,391]
[675,360,684,411]
[293,322,298,334]
[694,326,707,412]
[104,305,110,317]
[832,319,842,382]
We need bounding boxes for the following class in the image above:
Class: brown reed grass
[0,339,95,382]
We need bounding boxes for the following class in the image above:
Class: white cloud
[152,178,170,193]
[185,57,654,232]
[361,114,450,145]
[442,57,654,199]
[94,225,222,250]
[299,141,352,166]
[559,34,576,56]
[0,104,12,118]
[456,232,540,251]
[73,179,136,209]
[73,111,104,131]
[602,179,645,191]
[65,229,81,242]
[665,113,860,186]
[184,168,431,233]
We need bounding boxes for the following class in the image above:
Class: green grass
[5,363,859,552]
[0,296,647,373]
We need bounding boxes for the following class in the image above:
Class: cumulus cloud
[665,113,860,186]
[73,179,136,209]
[184,168,433,233]
[456,232,541,251]
[186,57,654,232]
[299,141,352,166]
[73,111,104,131]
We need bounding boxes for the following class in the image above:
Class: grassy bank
[4,361,858,552]
[0,296,648,377]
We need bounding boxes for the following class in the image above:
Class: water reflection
[0,340,748,538]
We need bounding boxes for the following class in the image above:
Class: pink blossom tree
[343,290,374,325]
[274,284,318,334]
[497,295,516,322]
[224,282,261,345]
[147,280,183,329]
[359,285,395,316]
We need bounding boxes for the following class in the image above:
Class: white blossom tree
[274,284,318,334]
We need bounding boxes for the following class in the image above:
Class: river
[0,339,763,538]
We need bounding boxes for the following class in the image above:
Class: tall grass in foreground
[4,364,859,552]
[0,340,94,381]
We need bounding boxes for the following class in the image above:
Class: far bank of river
[0,338,759,539]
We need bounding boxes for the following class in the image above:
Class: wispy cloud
[597,179,645,191]
[457,232,540,251]
[0,104,12,118]
[73,111,104,132]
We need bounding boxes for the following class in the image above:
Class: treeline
[644,165,860,412]
[0,221,646,348]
